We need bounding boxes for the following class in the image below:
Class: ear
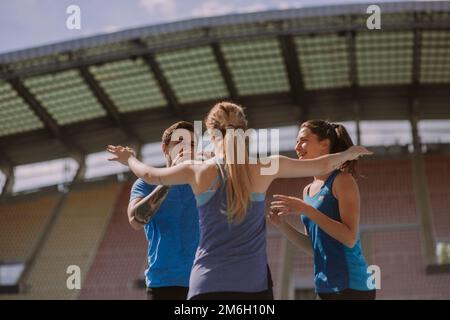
[320,138,331,152]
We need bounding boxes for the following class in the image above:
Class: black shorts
[189,265,274,300]
[317,288,376,300]
[189,289,273,300]
[146,286,189,300]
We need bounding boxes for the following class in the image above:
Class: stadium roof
[0,1,450,167]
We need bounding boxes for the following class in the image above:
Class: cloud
[191,1,234,18]
[237,4,268,13]
[138,0,176,19]
[191,1,271,18]
[275,1,302,10]
[104,25,120,33]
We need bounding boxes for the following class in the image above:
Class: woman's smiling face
[295,126,330,160]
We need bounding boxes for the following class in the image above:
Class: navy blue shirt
[130,179,199,288]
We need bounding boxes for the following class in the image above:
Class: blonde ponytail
[205,102,252,221]
[223,128,252,221]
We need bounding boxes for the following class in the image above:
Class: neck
[314,171,335,182]
[313,175,326,182]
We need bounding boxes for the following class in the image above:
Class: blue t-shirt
[130,179,199,288]
[301,170,371,293]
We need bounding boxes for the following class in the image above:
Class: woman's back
[188,161,270,299]
[192,159,273,195]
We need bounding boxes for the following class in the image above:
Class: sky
[0,0,428,54]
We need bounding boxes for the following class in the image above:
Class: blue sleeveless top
[187,161,268,299]
[301,170,371,293]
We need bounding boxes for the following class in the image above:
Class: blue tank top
[301,170,371,293]
[187,161,268,299]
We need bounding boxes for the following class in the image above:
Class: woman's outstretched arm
[274,146,371,179]
[107,145,194,186]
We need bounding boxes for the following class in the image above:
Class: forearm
[130,185,170,225]
[127,156,160,184]
[315,152,351,176]
[279,222,313,256]
[279,151,353,179]
[127,204,144,230]
[128,216,144,230]
[304,207,356,248]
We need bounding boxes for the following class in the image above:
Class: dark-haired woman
[270,120,376,300]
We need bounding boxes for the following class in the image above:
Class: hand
[106,145,136,165]
[345,146,373,161]
[196,150,214,161]
[270,194,313,217]
[171,151,193,166]
[267,209,284,228]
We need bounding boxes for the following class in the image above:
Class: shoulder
[192,159,217,179]
[332,171,358,198]
[334,171,356,186]
[186,159,221,194]
[130,178,156,200]
[131,178,154,189]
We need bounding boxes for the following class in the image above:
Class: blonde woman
[107,102,372,300]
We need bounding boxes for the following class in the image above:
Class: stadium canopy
[0,1,450,168]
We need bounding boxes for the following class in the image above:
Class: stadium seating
[78,183,148,300]
[358,159,419,226]
[0,192,60,262]
[10,181,121,299]
[2,158,450,300]
[425,155,450,239]
[371,229,450,299]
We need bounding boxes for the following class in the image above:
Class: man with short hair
[128,121,199,300]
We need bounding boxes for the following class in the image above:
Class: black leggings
[317,288,376,300]
[146,286,189,300]
[190,266,274,300]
